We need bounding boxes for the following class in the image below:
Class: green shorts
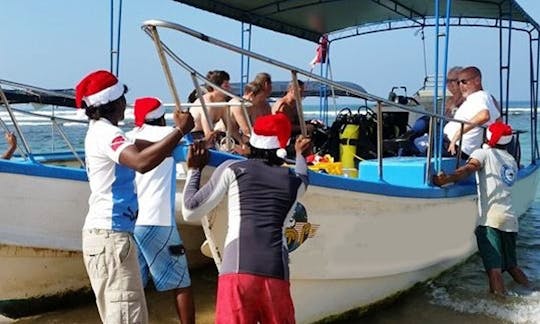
[475,226,517,272]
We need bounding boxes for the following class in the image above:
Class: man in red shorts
[182,113,311,323]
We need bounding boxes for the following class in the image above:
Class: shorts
[475,225,517,272]
[216,273,295,324]
[133,225,191,291]
[82,229,148,324]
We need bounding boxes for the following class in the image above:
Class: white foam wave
[429,284,540,323]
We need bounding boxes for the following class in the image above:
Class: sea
[2,100,540,323]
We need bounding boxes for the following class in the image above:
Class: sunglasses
[457,77,475,85]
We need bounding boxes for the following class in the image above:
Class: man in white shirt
[434,122,529,295]
[443,66,501,158]
[77,70,194,323]
[127,97,194,324]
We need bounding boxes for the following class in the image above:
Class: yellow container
[339,124,359,169]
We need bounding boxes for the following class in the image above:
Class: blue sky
[1,0,540,103]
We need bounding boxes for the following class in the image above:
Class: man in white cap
[182,113,311,323]
[127,97,194,324]
[433,122,529,295]
[76,70,194,323]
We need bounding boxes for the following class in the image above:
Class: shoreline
[12,265,218,324]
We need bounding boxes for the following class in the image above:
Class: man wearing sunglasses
[443,66,501,158]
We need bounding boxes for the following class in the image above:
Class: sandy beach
[11,265,218,324]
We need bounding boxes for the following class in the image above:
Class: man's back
[220,159,305,279]
[183,158,307,279]
[127,124,176,226]
[470,147,518,232]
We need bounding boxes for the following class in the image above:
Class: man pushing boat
[182,113,311,323]
[76,70,194,323]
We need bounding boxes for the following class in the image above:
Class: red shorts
[215,273,295,324]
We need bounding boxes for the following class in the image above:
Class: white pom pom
[276,148,287,159]
[482,143,490,149]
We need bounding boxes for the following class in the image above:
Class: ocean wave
[429,283,540,323]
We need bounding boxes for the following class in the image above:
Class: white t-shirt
[84,119,137,231]
[444,90,500,155]
[470,147,518,232]
[127,124,176,226]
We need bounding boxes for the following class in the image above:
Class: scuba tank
[339,123,359,169]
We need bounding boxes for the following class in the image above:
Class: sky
[1,0,540,104]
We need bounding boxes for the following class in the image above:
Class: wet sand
[12,265,218,324]
[6,265,525,324]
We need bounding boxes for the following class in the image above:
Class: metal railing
[142,19,490,185]
[0,81,87,167]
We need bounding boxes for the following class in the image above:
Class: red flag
[310,35,329,67]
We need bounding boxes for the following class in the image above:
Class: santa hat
[75,70,125,108]
[249,113,291,158]
[134,97,165,127]
[486,122,513,147]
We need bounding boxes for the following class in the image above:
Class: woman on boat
[445,66,465,117]
[76,70,194,324]
[226,81,268,154]
[251,72,273,119]
[189,70,231,142]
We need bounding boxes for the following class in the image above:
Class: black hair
[187,89,198,103]
[144,115,166,127]
[248,145,285,166]
[84,85,128,121]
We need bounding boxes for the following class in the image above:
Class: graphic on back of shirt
[501,164,516,186]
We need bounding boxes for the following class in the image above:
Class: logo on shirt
[501,164,516,186]
[110,135,127,151]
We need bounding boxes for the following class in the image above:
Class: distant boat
[145,0,540,322]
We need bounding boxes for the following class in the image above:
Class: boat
[142,0,540,322]
[0,80,208,319]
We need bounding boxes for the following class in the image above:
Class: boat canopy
[3,89,76,107]
[229,80,366,98]
[0,80,76,107]
[173,0,540,42]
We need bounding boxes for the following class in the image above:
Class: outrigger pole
[109,0,123,76]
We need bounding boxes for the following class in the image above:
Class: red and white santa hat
[75,70,125,108]
[486,121,513,147]
[134,97,165,127]
[249,113,291,158]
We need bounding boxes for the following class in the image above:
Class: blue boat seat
[358,156,469,188]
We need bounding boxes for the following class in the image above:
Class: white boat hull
[177,160,540,323]
[296,166,539,322]
[0,164,208,318]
